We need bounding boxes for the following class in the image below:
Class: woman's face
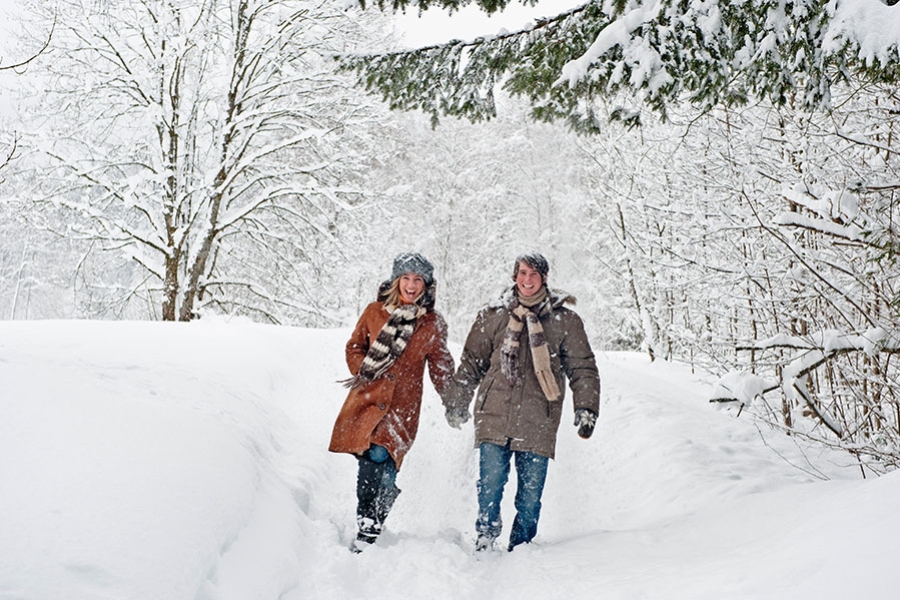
[515,263,544,298]
[399,273,426,304]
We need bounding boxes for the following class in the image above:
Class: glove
[574,408,597,439]
[445,407,471,429]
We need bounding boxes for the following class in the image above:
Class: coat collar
[495,285,576,311]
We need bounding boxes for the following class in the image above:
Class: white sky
[0,1,581,53]
[393,0,583,47]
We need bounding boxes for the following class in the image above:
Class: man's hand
[574,408,597,439]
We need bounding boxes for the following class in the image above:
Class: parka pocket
[476,377,497,414]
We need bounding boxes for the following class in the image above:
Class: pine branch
[342,2,608,131]
[346,0,900,133]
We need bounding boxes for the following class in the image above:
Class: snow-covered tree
[0,18,51,176]
[0,137,14,184]
[13,0,389,322]
[351,102,604,339]
[346,0,900,470]
[708,83,900,472]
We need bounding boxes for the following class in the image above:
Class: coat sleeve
[345,305,372,376]
[427,313,456,396]
[445,308,495,412]
[561,311,601,415]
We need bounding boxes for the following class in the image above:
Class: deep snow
[2,319,898,600]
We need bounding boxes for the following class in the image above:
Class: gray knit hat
[390,252,434,285]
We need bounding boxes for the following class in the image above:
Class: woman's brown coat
[328,301,455,469]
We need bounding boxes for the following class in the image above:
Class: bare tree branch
[0,14,55,71]
[0,133,17,176]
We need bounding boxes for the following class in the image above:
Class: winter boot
[353,455,383,550]
[475,534,496,552]
[351,484,400,553]
[374,484,401,528]
[353,449,399,552]
[350,515,381,553]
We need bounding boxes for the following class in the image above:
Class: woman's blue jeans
[476,441,549,549]
[356,444,399,538]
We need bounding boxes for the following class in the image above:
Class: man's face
[515,263,544,298]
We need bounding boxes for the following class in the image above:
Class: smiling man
[444,252,601,552]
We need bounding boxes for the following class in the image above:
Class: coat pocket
[475,377,497,414]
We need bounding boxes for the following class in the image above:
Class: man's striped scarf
[500,295,562,401]
[343,303,425,389]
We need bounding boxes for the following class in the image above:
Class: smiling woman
[328,251,457,552]
[398,273,426,304]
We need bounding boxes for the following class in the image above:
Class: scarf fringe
[340,374,366,389]
[535,367,561,402]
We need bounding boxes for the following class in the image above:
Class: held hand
[574,408,597,439]
[445,407,471,430]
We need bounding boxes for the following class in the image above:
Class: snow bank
[1,322,897,600]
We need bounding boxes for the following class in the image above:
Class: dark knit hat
[512,252,550,281]
[391,252,434,285]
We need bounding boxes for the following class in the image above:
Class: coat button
[378,403,386,410]
[387,373,395,380]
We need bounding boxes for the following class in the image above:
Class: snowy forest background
[2,0,900,475]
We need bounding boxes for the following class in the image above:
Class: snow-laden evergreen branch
[346,0,900,132]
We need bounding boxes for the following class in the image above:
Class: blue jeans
[476,441,549,549]
[356,445,399,537]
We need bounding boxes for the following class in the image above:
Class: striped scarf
[500,290,562,401]
[343,303,425,389]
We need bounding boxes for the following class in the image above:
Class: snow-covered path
[1,321,897,600]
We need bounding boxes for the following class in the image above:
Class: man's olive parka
[446,287,600,459]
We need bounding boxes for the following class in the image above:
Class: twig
[0,14,56,71]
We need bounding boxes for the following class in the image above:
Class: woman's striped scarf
[500,291,562,401]
[343,303,425,389]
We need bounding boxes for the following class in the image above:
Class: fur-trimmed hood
[492,285,576,311]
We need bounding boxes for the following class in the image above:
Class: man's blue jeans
[476,441,549,549]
